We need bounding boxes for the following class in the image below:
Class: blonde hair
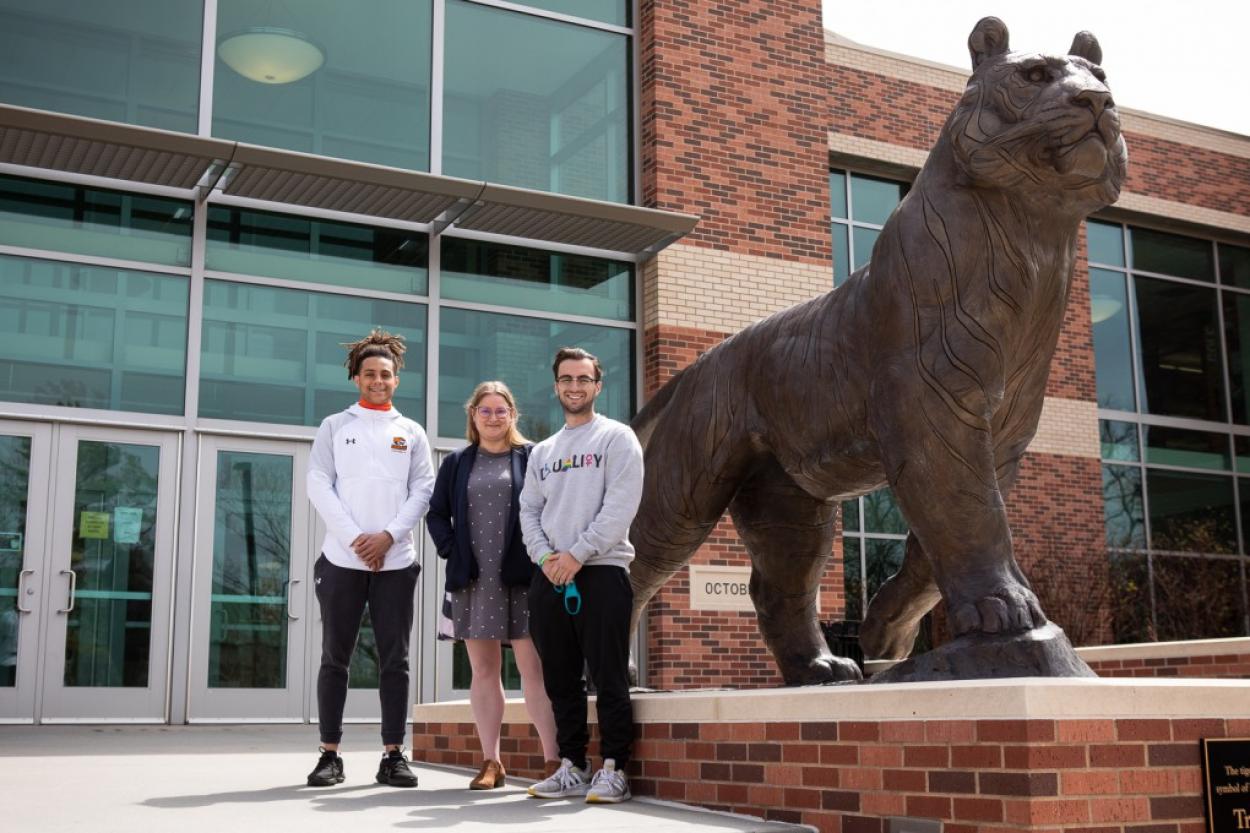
[465,381,528,447]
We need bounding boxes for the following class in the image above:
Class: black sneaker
[376,749,419,788]
[306,747,344,786]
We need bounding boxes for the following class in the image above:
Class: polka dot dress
[449,449,529,640]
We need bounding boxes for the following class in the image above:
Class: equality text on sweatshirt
[519,414,644,570]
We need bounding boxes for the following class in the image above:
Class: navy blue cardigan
[426,444,534,592]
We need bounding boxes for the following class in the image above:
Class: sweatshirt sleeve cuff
[336,525,365,550]
[569,542,595,563]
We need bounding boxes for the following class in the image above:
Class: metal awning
[0,103,696,258]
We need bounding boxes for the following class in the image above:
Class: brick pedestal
[413,678,1250,832]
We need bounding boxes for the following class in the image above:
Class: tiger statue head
[946,17,1128,214]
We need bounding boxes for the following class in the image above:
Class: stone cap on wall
[415,677,1250,724]
[1077,635,1250,663]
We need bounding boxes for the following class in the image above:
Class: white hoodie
[307,403,435,571]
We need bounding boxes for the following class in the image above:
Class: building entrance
[0,420,179,722]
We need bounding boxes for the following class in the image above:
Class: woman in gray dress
[427,381,558,789]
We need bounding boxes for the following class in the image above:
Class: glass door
[40,426,179,721]
[188,436,312,720]
[0,421,52,723]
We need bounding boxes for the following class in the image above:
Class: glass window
[0,175,192,267]
[208,451,293,689]
[1131,227,1214,282]
[199,281,426,426]
[1085,220,1125,267]
[443,0,629,203]
[1143,426,1230,471]
[829,171,847,220]
[65,440,161,686]
[1220,243,1250,290]
[832,226,850,288]
[213,0,432,172]
[1099,420,1139,462]
[842,538,862,621]
[0,255,188,414]
[206,207,428,295]
[1102,464,1145,549]
[438,307,632,441]
[831,170,906,288]
[1223,292,1250,425]
[841,499,860,533]
[1146,470,1236,554]
[1153,556,1246,640]
[0,0,202,133]
[0,434,32,688]
[864,538,905,603]
[1134,276,1225,422]
[852,227,878,271]
[850,175,905,226]
[863,489,907,535]
[1237,437,1250,475]
[1108,552,1151,643]
[1089,268,1135,411]
[519,1,627,26]
[441,238,632,321]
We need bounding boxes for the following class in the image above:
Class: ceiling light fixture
[1089,294,1124,324]
[218,27,325,85]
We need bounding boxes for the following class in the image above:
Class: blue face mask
[553,580,582,615]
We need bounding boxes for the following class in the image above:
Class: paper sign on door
[79,512,109,539]
[114,507,143,544]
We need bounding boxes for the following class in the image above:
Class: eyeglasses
[556,375,599,387]
[553,580,582,615]
[474,407,512,419]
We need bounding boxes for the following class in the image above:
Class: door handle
[16,569,34,613]
[58,569,77,614]
[287,579,301,621]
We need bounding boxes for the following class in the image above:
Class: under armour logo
[344,438,356,445]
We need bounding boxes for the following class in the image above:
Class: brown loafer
[470,759,506,790]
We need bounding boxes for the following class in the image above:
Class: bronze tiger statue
[629,17,1127,684]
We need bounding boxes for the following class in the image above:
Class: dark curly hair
[342,328,406,379]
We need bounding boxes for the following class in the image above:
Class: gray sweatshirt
[519,414,644,570]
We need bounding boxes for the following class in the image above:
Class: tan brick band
[1114,190,1250,236]
[644,242,833,333]
[1027,397,1100,459]
[828,131,928,170]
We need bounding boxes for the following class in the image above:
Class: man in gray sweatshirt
[520,347,644,804]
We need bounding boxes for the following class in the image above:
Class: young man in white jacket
[305,329,435,788]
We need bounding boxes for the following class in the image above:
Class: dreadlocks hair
[342,328,406,379]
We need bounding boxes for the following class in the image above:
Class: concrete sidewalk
[0,724,802,833]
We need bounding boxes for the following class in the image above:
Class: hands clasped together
[352,531,394,571]
[541,551,582,587]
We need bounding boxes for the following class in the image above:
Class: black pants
[528,564,634,768]
[314,555,420,746]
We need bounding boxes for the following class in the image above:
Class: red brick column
[637,0,840,689]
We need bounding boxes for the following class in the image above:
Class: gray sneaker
[528,757,590,799]
[586,758,631,804]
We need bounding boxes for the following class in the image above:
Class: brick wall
[640,0,831,262]
[1088,652,1250,679]
[413,682,1250,832]
[1080,638,1250,679]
